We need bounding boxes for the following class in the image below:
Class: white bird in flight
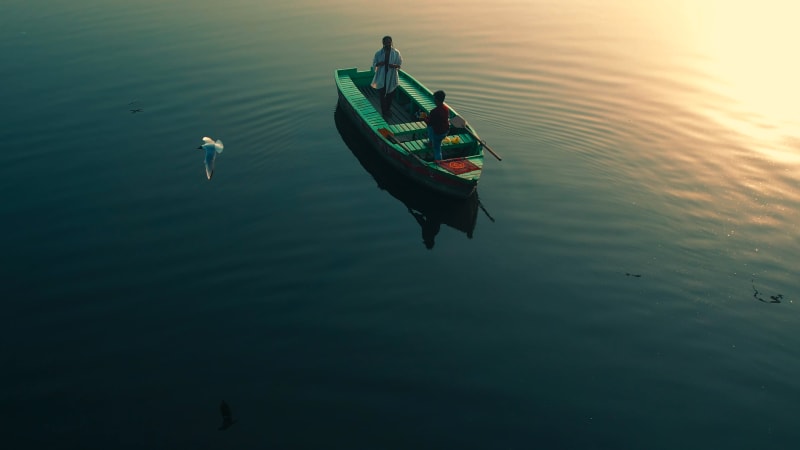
[197,137,224,179]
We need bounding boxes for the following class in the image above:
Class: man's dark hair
[433,90,446,103]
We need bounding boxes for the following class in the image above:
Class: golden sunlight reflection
[688,1,800,162]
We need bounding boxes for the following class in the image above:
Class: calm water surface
[2,0,799,448]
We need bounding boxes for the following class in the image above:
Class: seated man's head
[433,90,446,105]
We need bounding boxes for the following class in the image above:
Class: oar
[477,197,496,222]
[450,116,502,161]
[378,128,428,165]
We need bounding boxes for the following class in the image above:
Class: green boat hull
[335,67,484,199]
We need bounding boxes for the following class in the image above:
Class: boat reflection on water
[334,105,484,249]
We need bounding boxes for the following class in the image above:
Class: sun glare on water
[689,1,800,162]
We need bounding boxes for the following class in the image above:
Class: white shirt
[371,47,403,93]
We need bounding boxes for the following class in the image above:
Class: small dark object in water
[625,272,642,278]
[752,280,783,304]
[130,109,142,113]
[219,400,236,430]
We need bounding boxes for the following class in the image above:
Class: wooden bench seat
[401,133,476,160]
[388,121,427,135]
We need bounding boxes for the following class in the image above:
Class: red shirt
[425,103,450,134]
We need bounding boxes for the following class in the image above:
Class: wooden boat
[335,67,485,199]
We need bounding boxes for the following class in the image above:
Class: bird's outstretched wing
[214,139,224,153]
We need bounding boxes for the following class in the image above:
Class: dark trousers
[379,88,395,115]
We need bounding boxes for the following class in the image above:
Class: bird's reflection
[334,105,483,249]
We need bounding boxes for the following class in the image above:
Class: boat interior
[355,83,479,162]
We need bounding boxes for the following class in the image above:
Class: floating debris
[128,100,143,113]
[752,280,783,304]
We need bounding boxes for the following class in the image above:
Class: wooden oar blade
[378,127,401,145]
[450,115,467,128]
[450,116,502,161]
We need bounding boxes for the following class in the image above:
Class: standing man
[371,36,403,118]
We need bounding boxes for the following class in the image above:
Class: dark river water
[3,0,799,448]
